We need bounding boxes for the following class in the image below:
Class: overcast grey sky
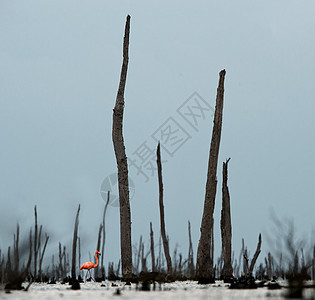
[1,1,315,270]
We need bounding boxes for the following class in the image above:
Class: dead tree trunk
[135,235,142,274]
[14,224,19,273]
[95,224,102,279]
[188,220,195,278]
[249,234,262,276]
[196,69,226,282]
[242,239,248,275]
[0,250,2,283]
[220,158,233,279]
[78,237,81,279]
[34,206,38,279]
[312,245,315,280]
[101,191,110,279]
[112,14,132,278]
[38,234,49,281]
[243,249,249,276]
[63,246,66,279]
[140,243,147,273]
[6,247,12,280]
[150,222,156,272]
[156,142,172,275]
[6,229,33,289]
[36,225,42,277]
[157,234,162,272]
[58,242,63,280]
[28,229,32,275]
[71,204,80,280]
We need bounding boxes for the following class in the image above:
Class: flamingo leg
[85,270,88,282]
[88,269,95,282]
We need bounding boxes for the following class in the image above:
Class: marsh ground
[1,280,315,300]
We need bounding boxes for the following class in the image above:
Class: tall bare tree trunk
[156,142,172,275]
[112,15,132,278]
[71,204,80,280]
[150,222,156,272]
[196,69,226,282]
[221,158,233,279]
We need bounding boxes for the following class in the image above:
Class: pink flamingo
[80,251,101,282]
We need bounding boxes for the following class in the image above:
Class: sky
[1,1,315,273]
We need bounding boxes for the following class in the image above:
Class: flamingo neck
[94,252,99,267]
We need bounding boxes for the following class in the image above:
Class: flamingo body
[80,251,101,282]
[80,261,96,270]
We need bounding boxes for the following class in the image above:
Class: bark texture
[156,142,172,274]
[112,15,132,278]
[220,158,233,278]
[196,69,226,281]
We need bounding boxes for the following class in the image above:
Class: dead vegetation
[1,16,314,299]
